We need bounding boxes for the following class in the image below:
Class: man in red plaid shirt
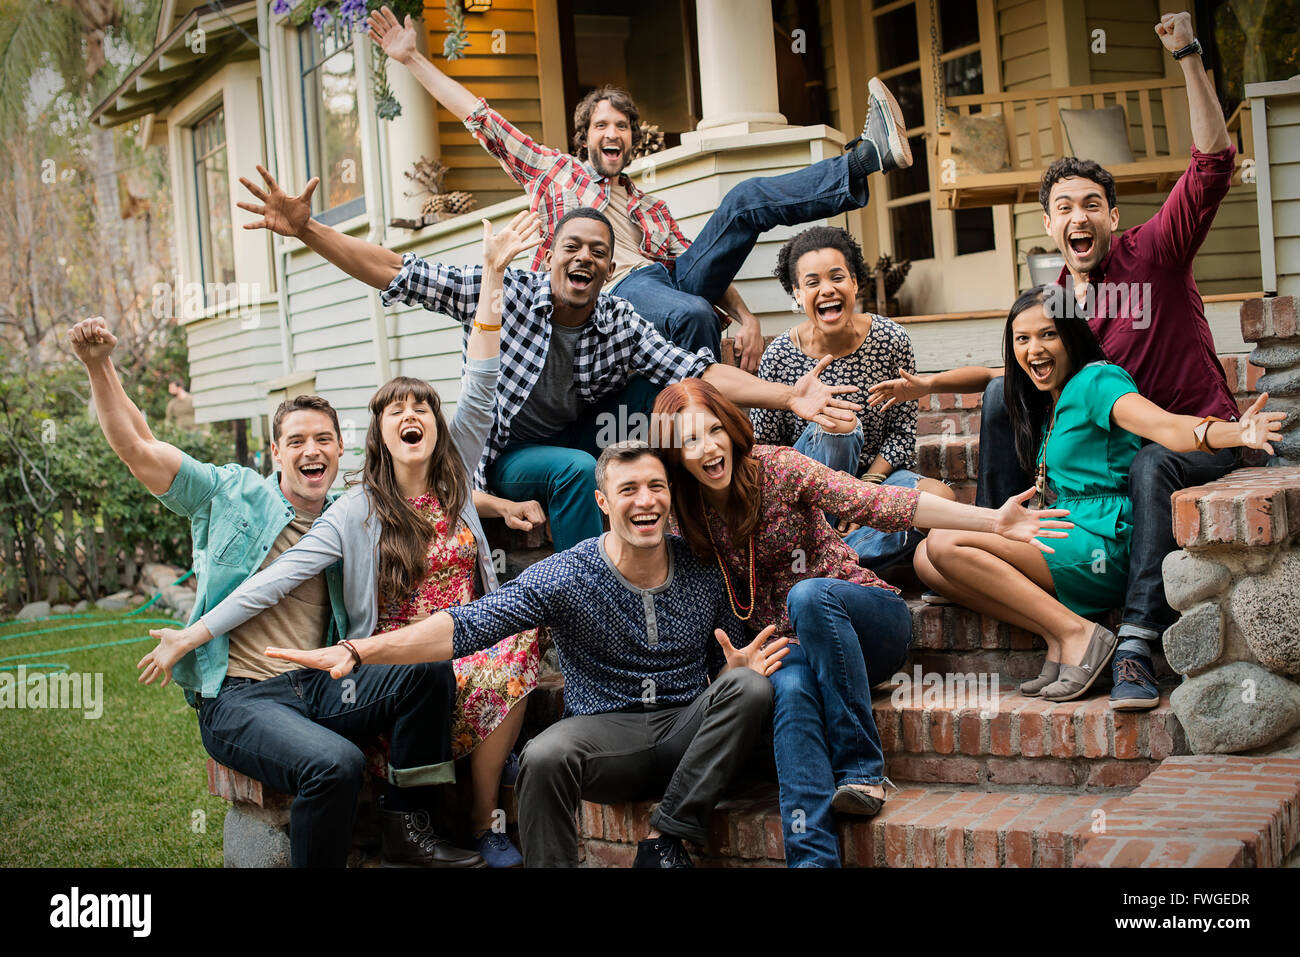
[366,6,914,372]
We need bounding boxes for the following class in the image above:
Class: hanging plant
[278,0,426,121]
[442,0,471,61]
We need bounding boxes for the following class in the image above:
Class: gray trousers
[516,667,773,867]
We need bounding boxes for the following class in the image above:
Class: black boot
[633,836,694,868]
[379,803,485,868]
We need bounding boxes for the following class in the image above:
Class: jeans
[976,376,1242,637]
[772,579,913,867]
[792,422,924,573]
[514,668,773,866]
[612,153,869,360]
[487,377,659,552]
[197,662,456,867]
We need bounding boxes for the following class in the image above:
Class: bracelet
[1192,416,1225,453]
[473,320,502,332]
[1171,38,1203,61]
[339,639,363,670]
[862,472,887,485]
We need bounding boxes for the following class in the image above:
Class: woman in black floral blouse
[752,226,956,571]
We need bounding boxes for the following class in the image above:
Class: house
[90,0,1291,477]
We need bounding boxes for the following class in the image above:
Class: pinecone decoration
[631,122,666,161]
[440,190,477,215]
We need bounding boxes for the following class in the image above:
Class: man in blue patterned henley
[268,441,789,867]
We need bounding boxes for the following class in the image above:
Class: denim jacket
[200,356,501,647]
[155,458,349,705]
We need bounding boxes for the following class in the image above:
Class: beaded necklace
[701,490,755,621]
[1034,402,1059,509]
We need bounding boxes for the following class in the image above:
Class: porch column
[384,21,441,220]
[694,0,786,130]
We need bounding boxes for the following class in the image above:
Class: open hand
[69,316,117,364]
[867,368,931,411]
[139,625,202,687]
[1238,393,1286,454]
[367,5,419,64]
[993,488,1073,554]
[731,313,764,373]
[237,164,316,238]
[481,210,543,273]
[790,354,862,429]
[715,624,790,678]
[265,643,356,679]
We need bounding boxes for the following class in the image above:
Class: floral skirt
[450,629,540,759]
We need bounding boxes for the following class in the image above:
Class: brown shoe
[1019,659,1061,697]
[379,806,485,868]
[1040,625,1117,702]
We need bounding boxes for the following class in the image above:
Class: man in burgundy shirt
[982,12,1241,710]
[874,12,1243,711]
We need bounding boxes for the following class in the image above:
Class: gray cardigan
[201,356,501,643]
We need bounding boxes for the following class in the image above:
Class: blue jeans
[612,153,868,360]
[487,377,659,552]
[792,422,924,573]
[197,663,456,867]
[773,579,913,867]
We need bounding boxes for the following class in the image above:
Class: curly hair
[1039,156,1118,212]
[572,86,642,160]
[772,225,871,296]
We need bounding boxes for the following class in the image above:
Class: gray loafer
[1019,659,1061,697]
[1041,625,1117,702]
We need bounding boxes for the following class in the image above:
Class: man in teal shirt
[69,316,479,868]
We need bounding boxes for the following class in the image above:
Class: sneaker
[632,836,694,868]
[475,830,523,868]
[379,803,485,868]
[846,76,913,174]
[500,750,521,788]
[921,589,953,606]
[1109,649,1160,711]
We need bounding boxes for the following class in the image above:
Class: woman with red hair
[653,378,1071,867]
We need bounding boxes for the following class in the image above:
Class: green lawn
[0,609,226,867]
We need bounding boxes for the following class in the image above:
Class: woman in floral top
[752,226,955,572]
[654,378,1071,867]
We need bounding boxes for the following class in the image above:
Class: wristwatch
[1172,38,1203,60]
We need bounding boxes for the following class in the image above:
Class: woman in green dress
[915,286,1283,701]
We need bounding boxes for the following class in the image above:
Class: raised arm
[69,317,182,497]
[237,164,403,289]
[1112,391,1283,455]
[1156,12,1229,155]
[367,6,478,121]
[718,284,764,373]
[703,354,861,429]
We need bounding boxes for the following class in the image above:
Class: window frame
[297,17,367,227]
[192,103,237,305]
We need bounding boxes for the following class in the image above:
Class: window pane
[195,108,236,295]
[888,134,929,198]
[891,68,924,131]
[943,50,983,98]
[890,202,934,261]
[954,207,996,255]
[939,0,980,52]
[874,4,919,72]
[302,25,364,214]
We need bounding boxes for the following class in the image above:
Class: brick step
[579,753,1300,868]
[875,681,1186,788]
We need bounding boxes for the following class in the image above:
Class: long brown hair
[346,376,468,606]
[652,379,762,560]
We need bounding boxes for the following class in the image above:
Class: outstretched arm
[702,355,861,430]
[868,366,1001,411]
[69,317,182,496]
[267,611,458,679]
[367,5,478,121]
[237,164,403,289]
[1112,391,1284,455]
[1157,11,1229,154]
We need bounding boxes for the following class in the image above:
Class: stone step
[578,753,1300,868]
[874,681,1186,788]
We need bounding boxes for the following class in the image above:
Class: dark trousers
[487,376,660,552]
[976,376,1241,635]
[614,153,869,360]
[514,668,773,867]
[197,662,456,867]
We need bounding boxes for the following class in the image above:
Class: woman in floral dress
[653,378,1071,867]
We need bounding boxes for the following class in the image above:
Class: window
[193,106,236,301]
[299,19,365,225]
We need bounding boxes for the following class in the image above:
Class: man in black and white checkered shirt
[238,169,861,550]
